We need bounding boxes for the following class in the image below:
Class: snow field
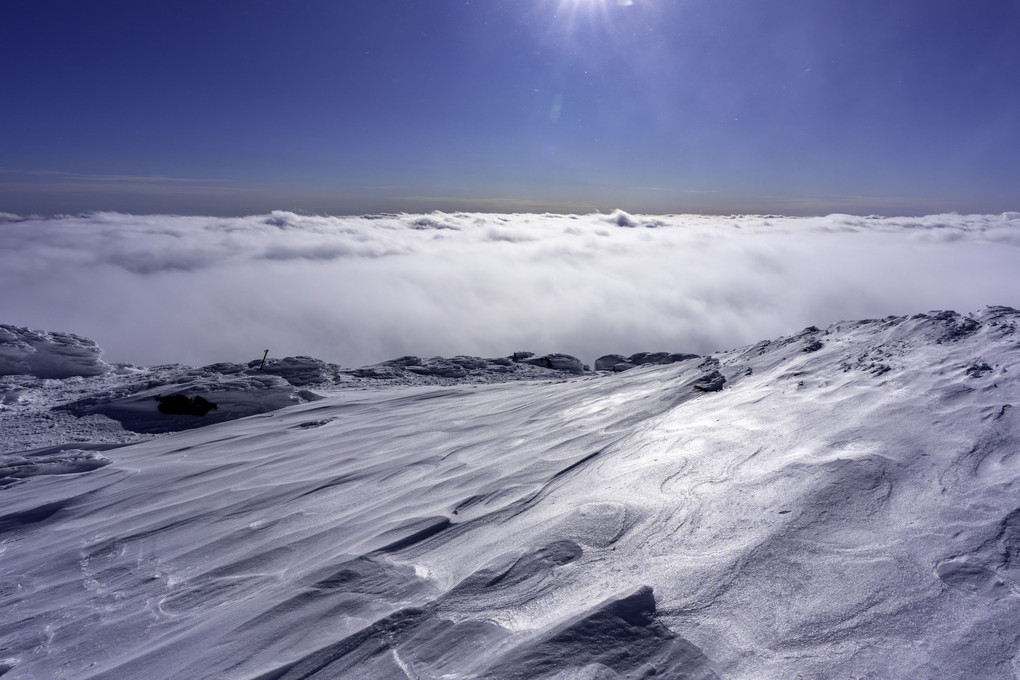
[0,308,1019,678]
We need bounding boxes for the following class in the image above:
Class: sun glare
[551,0,636,34]
[562,0,635,6]
[557,0,616,11]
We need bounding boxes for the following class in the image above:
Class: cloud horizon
[2,210,1018,369]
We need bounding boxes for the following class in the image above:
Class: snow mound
[0,325,109,378]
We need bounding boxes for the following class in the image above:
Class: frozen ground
[2,308,1020,678]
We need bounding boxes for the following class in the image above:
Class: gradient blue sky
[3,0,1019,216]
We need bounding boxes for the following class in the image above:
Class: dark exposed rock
[154,394,218,417]
[803,340,824,353]
[912,310,982,342]
[691,370,726,392]
[594,354,628,371]
[966,362,993,378]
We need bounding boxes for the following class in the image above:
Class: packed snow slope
[2,308,1020,679]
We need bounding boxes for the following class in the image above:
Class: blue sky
[2,0,1019,216]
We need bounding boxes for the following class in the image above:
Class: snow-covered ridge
[0,327,691,452]
[1,307,1019,679]
[1,321,711,450]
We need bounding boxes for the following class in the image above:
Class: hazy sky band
[2,0,1018,216]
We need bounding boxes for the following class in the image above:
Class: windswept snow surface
[2,308,1020,678]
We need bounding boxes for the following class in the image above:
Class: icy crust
[0,325,109,378]
[0,307,1019,679]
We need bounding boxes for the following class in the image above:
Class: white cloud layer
[1,210,1018,368]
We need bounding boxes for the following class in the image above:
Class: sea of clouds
[1,209,1018,368]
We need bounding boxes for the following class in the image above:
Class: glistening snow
[2,308,1020,678]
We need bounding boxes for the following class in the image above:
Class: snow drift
[1,308,1020,679]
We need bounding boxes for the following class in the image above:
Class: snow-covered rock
[0,325,109,378]
[595,351,699,372]
[348,353,587,382]
[518,352,587,374]
[252,355,338,386]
